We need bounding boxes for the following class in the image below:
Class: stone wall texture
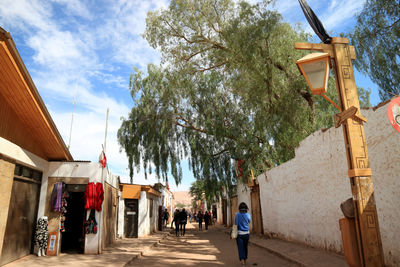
[257,103,400,266]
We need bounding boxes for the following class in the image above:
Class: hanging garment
[95,182,104,211]
[51,182,64,212]
[60,191,69,232]
[35,217,49,249]
[84,182,104,211]
[85,209,97,234]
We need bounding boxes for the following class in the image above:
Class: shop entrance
[61,186,86,254]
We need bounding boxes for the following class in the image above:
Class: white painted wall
[0,137,49,171]
[216,197,223,224]
[236,182,252,214]
[257,104,400,266]
[117,191,124,238]
[138,191,148,237]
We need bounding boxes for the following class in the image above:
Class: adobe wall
[257,103,400,266]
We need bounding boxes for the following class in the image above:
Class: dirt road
[130,223,297,267]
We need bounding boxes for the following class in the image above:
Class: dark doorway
[61,191,85,253]
[222,199,227,226]
[124,199,138,238]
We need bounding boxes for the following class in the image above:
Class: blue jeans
[236,234,249,261]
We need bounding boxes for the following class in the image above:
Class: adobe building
[0,27,118,265]
[118,183,161,238]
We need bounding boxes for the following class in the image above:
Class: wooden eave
[0,28,73,161]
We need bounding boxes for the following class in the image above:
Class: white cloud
[51,0,93,19]
[0,0,53,32]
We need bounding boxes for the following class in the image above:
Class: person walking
[197,211,203,230]
[179,208,188,236]
[173,209,180,236]
[235,202,251,266]
[163,209,169,229]
[204,211,210,230]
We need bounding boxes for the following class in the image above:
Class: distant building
[117,183,161,238]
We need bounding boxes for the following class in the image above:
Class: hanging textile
[60,190,69,232]
[85,209,97,234]
[35,217,49,250]
[84,182,104,211]
[51,182,65,212]
[95,182,104,211]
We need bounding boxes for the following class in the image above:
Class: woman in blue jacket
[235,202,251,266]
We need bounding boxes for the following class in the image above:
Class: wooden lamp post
[295,37,385,267]
[295,1,385,265]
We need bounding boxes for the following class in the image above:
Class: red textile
[95,182,104,211]
[85,182,104,211]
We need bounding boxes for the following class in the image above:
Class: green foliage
[357,87,372,108]
[176,203,186,208]
[348,0,400,100]
[118,0,338,187]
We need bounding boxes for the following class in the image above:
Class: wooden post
[295,38,385,266]
[330,37,384,267]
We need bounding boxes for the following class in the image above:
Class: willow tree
[118,0,338,189]
[349,0,400,100]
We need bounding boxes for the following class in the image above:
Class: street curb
[123,232,170,267]
[224,229,304,267]
[249,240,305,267]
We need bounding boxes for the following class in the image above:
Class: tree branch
[212,148,229,157]
[198,61,228,72]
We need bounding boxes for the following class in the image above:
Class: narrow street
[130,223,297,267]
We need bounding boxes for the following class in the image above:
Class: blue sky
[0,0,378,191]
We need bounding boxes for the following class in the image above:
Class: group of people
[193,210,213,230]
[170,208,189,236]
[162,203,251,266]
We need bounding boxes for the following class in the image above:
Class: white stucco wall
[236,182,252,213]
[138,191,148,237]
[117,191,124,238]
[258,104,400,266]
[0,136,49,172]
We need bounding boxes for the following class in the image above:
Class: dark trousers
[199,220,202,229]
[236,234,249,261]
[205,221,209,230]
[179,223,186,236]
[175,221,180,236]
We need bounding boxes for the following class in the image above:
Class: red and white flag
[99,150,107,168]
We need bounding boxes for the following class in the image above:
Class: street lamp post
[295,37,385,266]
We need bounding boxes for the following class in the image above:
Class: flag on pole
[99,150,107,168]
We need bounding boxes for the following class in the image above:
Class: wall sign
[387,97,400,133]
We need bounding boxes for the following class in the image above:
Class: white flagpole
[67,97,76,150]
[98,108,109,253]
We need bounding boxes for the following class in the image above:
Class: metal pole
[104,108,109,153]
[67,97,76,150]
[98,108,109,254]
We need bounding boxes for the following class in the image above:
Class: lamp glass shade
[296,52,330,95]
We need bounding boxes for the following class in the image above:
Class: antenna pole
[67,97,76,150]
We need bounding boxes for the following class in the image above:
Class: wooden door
[231,196,238,225]
[222,199,227,226]
[124,199,138,238]
[1,178,40,265]
[251,184,263,235]
[102,183,117,249]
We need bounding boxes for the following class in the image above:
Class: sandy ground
[131,222,297,267]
